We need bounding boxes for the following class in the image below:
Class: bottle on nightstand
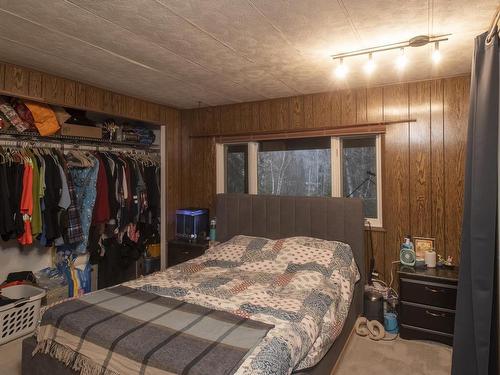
[209,218,217,247]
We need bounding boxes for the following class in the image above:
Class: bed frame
[22,194,365,375]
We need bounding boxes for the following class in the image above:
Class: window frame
[216,142,257,194]
[216,135,383,227]
[334,135,383,227]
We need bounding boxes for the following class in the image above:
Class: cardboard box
[60,124,102,139]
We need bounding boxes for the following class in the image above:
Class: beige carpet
[335,334,452,375]
[0,333,452,375]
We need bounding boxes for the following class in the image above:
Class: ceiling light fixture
[432,41,441,63]
[330,34,450,76]
[396,48,407,70]
[364,53,376,75]
[335,58,348,78]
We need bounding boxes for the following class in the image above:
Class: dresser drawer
[400,324,453,346]
[400,278,457,309]
[400,301,455,334]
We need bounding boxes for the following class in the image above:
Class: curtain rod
[190,119,416,139]
[486,6,500,45]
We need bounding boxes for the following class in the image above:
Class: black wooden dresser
[398,265,459,345]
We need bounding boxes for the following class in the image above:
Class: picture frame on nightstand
[413,236,435,258]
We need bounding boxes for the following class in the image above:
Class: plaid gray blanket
[35,285,274,375]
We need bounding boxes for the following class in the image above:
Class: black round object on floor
[364,290,384,323]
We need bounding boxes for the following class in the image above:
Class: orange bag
[24,101,60,136]
[147,243,161,257]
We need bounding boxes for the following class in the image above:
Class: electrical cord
[371,277,399,299]
[389,260,401,289]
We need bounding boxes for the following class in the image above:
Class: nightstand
[398,265,459,345]
[167,239,209,267]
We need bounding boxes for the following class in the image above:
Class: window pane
[258,138,331,196]
[226,144,248,193]
[342,137,377,218]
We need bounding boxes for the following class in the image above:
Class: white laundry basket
[0,284,46,345]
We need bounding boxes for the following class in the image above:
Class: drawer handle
[425,286,445,293]
[425,310,447,318]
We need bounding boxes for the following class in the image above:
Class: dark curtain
[451,31,499,375]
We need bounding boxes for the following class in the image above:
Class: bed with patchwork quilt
[33,235,360,375]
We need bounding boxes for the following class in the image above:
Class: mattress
[33,235,360,375]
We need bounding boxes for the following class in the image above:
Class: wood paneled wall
[0,62,175,125]
[179,76,470,283]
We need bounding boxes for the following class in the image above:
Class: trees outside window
[218,135,382,226]
[225,144,248,193]
[342,137,377,218]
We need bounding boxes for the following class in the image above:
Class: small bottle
[209,218,216,247]
[402,235,413,250]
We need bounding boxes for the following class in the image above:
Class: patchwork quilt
[36,235,359,375]
[128,235,360,374]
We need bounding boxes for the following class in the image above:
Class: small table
[398,265,459,345]
[167,239,210,267]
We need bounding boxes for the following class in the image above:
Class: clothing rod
[0,130,160,151]
[0,139,154,154]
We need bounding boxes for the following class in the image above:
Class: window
[341,137,379,219]
[216,143,249,193]
[258,138,331,196]
[217,134,382,226]
[225,144,248,193]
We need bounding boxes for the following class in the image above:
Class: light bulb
[432,42,441,63]
[335,58,348,78]
[396,48,407,70]
[364,53,376,75]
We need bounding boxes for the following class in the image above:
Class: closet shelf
[0,130,160,152]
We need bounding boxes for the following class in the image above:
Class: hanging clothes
[86,151,160,266]
[0,153,14,238]
[69,153,99,254]
[0,146,160,266]
[30,151,42,237]
[41,152,62,243]
[18,157,33,245]
[91,154,110,225]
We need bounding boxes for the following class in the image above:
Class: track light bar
[330,34,450,61]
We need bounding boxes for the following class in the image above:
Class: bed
[22,194,365,375]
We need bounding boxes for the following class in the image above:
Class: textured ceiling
[0,0,496,108]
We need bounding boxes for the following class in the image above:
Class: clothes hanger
[65,150,83,167]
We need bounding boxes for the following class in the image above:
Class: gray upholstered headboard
[215,193,365,285]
